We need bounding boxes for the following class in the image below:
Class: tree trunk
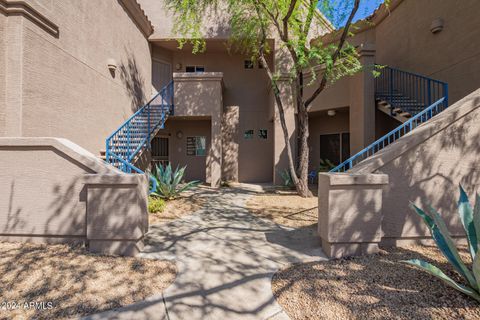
[296,104,312,197]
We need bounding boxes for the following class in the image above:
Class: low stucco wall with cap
[0,137,148,256]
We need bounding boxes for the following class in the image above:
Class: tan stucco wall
[164,49,274,183]
[375,0,480,105]
[155,119,211,182]
[308,110,349,172]
[0,137,148,256]
[353,88,480,244]
[0,12,5,136]
[1,0,152,154]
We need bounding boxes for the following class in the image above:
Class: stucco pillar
[318,172,389,258]
[207,112,222,188]
[222,105,239,182]
[349,43,376,154]
[4,15,24,136]
[273,79,296,185]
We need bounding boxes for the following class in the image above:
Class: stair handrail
[330,97,446,173]
[105,81,173,192]
[108,152,157,192]
[375,66,448,116]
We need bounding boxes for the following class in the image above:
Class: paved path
[86,186,326,320]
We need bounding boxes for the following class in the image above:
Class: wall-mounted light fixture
[107,58,117,77]
[430,18,444,34]
[175,63,182,71]
[327,110,336,117]
[176,130,183,139]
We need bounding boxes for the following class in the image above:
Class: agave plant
[403,185,480,302]
[151,163,200,200]
[279,169,294,188]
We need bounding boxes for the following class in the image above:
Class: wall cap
[319,172,389,186]
[173,72,224,81]
[0,0,59,37]
[0,137,120,174]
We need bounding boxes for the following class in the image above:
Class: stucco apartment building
[1,0,480,255]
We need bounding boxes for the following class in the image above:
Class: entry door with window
[151,137,169,168]
[152,60,172,92]
[320,132,350,165]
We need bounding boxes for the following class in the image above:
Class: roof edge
[118,0,154,38]
[313,0,404,46]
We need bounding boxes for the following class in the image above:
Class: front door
[151,136,169,169]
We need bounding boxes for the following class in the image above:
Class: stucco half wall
[318,88,480,258]
[0,137,148,256]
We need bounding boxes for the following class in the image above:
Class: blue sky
[318,0,384,29]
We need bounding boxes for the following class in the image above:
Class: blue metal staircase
[105,81,174,188]
[330,67,448,173]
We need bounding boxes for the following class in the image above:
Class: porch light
[176,130,183,139]
[107,59,117,72]
[327,110,336,117]
[430,18,444,34]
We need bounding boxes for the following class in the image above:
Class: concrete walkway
[86,186,326,320]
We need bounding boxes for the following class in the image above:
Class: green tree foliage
[166,0,363,196]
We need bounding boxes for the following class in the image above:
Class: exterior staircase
[103,81,174,189]
[330,67,448,172]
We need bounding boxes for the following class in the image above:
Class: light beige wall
[1,0,152,154]
[0,12,5,136]
[169,50,274,182]
[308,110,349,172]
[0,137,148,256]
[352,88,480,244]
[155,119,211,182]
[222,106,239,182]
[375,0,480,104]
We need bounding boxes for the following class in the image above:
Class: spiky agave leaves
[402,185,480,302]
[151,163,200,200]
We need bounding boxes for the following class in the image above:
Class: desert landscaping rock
[273,245,480,320]
[0,242,176,319]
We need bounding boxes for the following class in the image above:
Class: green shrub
[151,163,200,200]
[403,185,480,302]
[148,196,166,213]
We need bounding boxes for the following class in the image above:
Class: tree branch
[283,0,298,38]
[304,0,360,108]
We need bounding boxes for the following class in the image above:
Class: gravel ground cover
[273,245,480,320]
[245,188,318,228]
[149,187,207,225]
[0,242,176,320]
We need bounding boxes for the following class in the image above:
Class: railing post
[427,78,432,106]
[389,68,394,115]
[444,83,449,109]
[127,124,131,173]
[147,104,151,148]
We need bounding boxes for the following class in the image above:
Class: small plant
[318,158,336,172]
[279,169,294,188]
[402,185,480,302]
[151,163,200,200]
[148,196,166,213]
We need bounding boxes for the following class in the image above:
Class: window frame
[186,136,207,156]
[319,132,350,165]
[185,65,205,73]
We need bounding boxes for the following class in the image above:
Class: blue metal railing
[330,97,446,173]
[375,66,448,116]
[105,81,174,191]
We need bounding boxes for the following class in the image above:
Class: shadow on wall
[378,94,480,240]
[119,50,147,112]
[1,146,146,255]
